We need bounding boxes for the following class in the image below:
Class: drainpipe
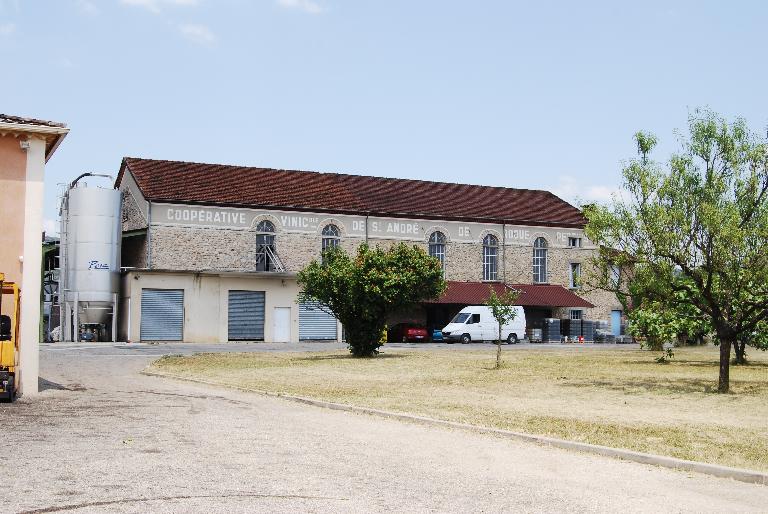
[365,213,369,244]
[502,220,506,283]
[146,201,152,268]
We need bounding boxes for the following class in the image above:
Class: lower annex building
[116,157,622,343]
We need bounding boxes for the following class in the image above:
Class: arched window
[533,237,548,283]
[428,231,446,273]
[256,220,276,271]
[321,224,341,252]
[483,234,498,281]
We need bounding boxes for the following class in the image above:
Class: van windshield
[451,313,471,324]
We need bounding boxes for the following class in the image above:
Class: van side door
[482,312,497,341]
[477,312,492,341]
[469,313,483,340]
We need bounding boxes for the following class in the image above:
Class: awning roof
[428,281,594,308]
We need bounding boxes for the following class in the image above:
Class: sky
[2,0,767,235]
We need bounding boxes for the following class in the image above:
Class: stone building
[116,157,622,343]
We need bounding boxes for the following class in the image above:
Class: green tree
[628,294,711,352]
[297,243,446,357]
[585,110,768,392]
[486,285,520,369]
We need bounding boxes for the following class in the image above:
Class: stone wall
[146,223,621,320]
[121,188,147,232]
[148,226,607,286]
[446,242,483,282]
[150,226,257,270]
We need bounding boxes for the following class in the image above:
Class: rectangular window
[570,262,581,289]
[568,237,582,248]
[429,244,446,275]
[533,248,547,283]
[483,246,498,281]
[609,265,621,287]
[570,310,583,320]
[321,237,339,252]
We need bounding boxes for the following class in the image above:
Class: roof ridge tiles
[0,113,67,128]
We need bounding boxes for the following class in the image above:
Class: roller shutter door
[228,290,265,340]
[299,302,337,340]
[140,289,184,341]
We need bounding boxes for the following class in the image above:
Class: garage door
[228,290,265,340]
[140,289,184,341]
[299,302,337,340]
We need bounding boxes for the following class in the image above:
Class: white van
[441,305,526,344]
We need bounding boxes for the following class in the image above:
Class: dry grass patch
[151,346,768,471]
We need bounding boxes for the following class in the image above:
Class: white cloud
[120,0,198,14]
[0,22,15,36]
[277,0,325,14]
[550,175,626,206]
[178,23,215,45]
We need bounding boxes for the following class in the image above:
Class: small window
[483,234,499,281]
[321,224,340,252]
[471,313,481,324]
[570,262,581,289]
[256,220,275,233]
[570,310,583,320]
[568,237,582,248]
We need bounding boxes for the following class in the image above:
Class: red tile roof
[429,281,594,308]
[118,157,586,228]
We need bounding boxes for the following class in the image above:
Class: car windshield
[451,313,470,324]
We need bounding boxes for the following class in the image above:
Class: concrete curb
[142,369,768,486]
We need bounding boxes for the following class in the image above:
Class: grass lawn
[150,345,768,472]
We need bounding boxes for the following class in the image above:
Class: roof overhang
[0,120,69,162]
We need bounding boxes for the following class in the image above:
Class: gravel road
[2,342,766,513]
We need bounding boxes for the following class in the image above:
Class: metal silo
[59,174,122,342]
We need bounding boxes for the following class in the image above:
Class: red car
[388,323,429,343]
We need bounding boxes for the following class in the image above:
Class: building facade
[116,157,622,343]
[0,114,68,395]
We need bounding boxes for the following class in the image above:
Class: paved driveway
[1,343,766,513]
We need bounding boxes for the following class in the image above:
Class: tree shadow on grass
[296,353,407,362]
[682,360,768,369]
[626,359,768,369]
[563,377,718,394]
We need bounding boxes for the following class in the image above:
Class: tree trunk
[734,342,747,365]
[495,324,502,369]
[718,337,732,393]
[344,321,384,357]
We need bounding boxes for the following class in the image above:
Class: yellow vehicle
[0,272,20,401]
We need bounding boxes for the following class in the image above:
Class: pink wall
[0,134,28,286]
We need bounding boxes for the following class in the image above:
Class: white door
[273,307,291,342]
